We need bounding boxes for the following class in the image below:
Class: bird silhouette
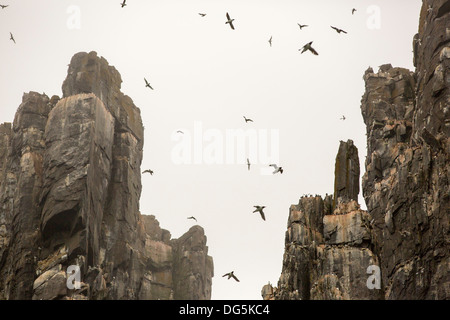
[176,130,184,134]
[243,116,253,123]
[9,32,15,44]
[198,13,206,17]
[247,158,251,171]
[225,12,235,30]
[223,271,240,282]
[144,78,153,90]
[0,4,8,9]
[268,36,272,47]
[300,41,318,55]
[352,8,357,15]
[297,23,308,30]
[340,115,346,120]
[331,26,347,34]
[142,169,154,175]
[269,164,283,174]
[120,0,126,8]
[187,216,197,222]
[253,206,266,221]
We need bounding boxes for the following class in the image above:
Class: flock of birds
[122,1,357,284]
[2,1,357,285]
[136,4,355,282]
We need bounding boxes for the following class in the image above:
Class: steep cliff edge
[264,0,449,300]
[0,51,213,300]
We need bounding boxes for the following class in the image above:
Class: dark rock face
[266,0,449,300]
[272,155,380,300]
[333,140,360,207]
[0,51,213,300]
[360,0,449,299]
[171,226,214,300]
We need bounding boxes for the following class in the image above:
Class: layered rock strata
[265,0,449,300]
[0,51,213,300]
[270,141,381,300]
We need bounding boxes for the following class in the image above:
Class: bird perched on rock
[187,216,197,222]
[120,0,126,8]
[268,36,272,47]
[9,32,15,44]
[253,206,266,221]
[300,41,318,55]
[144,78,153,90]
[331,26,347,34]
[223,271,240,282]
[297,23,308,30]
[243,116,253,123]
[0,4,9,9]
[225,12,235,30]
[198,13,206,17]
[269,164,283,174]
[142,169,154,175]
[247,158,251,171]
[413,37,422,46]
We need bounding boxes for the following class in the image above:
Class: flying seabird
[243,116,253,123]
[9,32,15,44]
[120,0,126,8]
[331,26,347,34]
[0,4,8,9]
[352,8,357,15]
[269,164,283,174]
[253,206,266,221]
[198,13,206,17]
[297,23,308,30]
[247,158,251,171]
[142,169,154,175]
[187,216,197,222]
[225,12,235,30]
[176,130,184,134]
[340,115,346,120]
[268,36,272,47]
[144,78,154,90]
[223,271,240,282]
[300,41,318,55]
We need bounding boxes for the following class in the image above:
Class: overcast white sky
[0,1,422,299]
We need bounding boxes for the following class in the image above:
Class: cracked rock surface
[265,0,449,300]
[0,51,213,300]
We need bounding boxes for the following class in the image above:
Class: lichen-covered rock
[0,51,213,300]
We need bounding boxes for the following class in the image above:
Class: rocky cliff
[264,0,449,300]
[0,51,213,300]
